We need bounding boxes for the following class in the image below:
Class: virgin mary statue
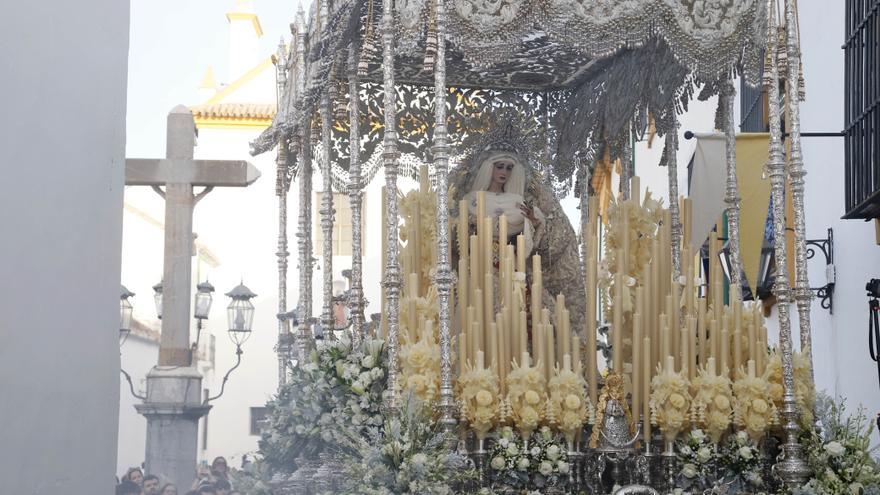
[451,147,586,337]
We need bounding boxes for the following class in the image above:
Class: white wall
[0,1,129,493]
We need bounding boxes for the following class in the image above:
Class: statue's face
[491,160,515,189]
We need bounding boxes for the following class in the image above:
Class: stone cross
[126,105,260,366]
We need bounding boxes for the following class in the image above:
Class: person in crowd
[197,485,217,495]
[210,456,229,481]
[125,467,144,487]
[143,474,160,495]
[116,480,141,495]
[213,478,231,495]
[191,465,215,491]
[159,483,178,495]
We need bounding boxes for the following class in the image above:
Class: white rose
[539,461,554,476]
[411,453,427,468]
[517,458,530,471]
[690,429,706,442]
[531,447,541,457]
[546,444,561,461]
[506,443,519,456]
[824,441,845,456]
[371,367,383,379]
[557,461,570,474]
[696,447,712,463]
[490,456,506,470]
[351,381,365,394]
[739,446,754,460]
[681,463,698,478]
[736,431,749,445]
[680,445,693,456]
[362,355,375,368]
[498,438,509,448]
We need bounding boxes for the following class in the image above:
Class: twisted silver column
[768,4,810,486]
[431,0,457,433]
[784,0,814,368]
[381,0,402,409]
[665,123,682,281]
[347,44,365,346]
[722,81,743,290]
[619,133,633,201]
[320,89,336,339]
[298,126,314,328]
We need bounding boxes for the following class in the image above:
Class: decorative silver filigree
[320,90,336,339]
[664,122,682,282]
[276,136,291,386]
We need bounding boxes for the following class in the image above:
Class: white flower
[850,482,864,495]
[517,458,530,471]
[546,444,561,461]
[690,429,706,442]
[371,367,383,380]
[680,445,693,456]
[696,447,712,463]
[739,446,754,460]
[490,456,506,470]
[539,461,554,476]
[409,453,428,471]
[506,443,519,456]
[351,381,365,394]
[736,431,749,445]
[498,438,509,448]
[682,464,698,478]
[557,461,570,474]
[531,447,541,457]
[824,441,845,456]
[673,489,684,495]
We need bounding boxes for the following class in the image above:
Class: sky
[126,0,303,158]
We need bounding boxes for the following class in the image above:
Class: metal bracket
[806,228,835,313]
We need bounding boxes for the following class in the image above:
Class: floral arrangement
[689,365,733,443]
[547,366,594,445]
[337,392,475,495]
[765,346,816,427]
[731,367,777,442]
[506,356,548,440]
[793,393,880,495]
[599,192,664,287]
[488,426,570,492]
[458,363,502,440]
[676,429,720,492]
[258,337,386,473]
[718,430,764,493]
[650,363,692,443]
[400,319,441,404]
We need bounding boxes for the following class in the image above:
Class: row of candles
[380,170,770,441]
[455,190,581,394]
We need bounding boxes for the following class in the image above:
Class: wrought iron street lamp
[152,280,163,319]
[194,280,215,320]
[120,285,135,346]
[718,238,776,301]
[207,282,257,402]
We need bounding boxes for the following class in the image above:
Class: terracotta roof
[190,103,276,121]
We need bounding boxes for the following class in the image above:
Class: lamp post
[120,285,135,346]
[206,282,257,402]
[152,281,163,319]
[718,238,775,301]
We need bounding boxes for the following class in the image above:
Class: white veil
[469,152,526,196]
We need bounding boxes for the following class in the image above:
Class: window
[314,192,365,256]
[843,0,880,219]
[250,407,268,436]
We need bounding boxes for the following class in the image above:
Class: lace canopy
[252,0,766,195]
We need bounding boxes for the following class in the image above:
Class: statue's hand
[519,203,540,228]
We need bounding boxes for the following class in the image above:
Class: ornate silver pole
[619,132,633,201]
[665,122,682,281]
[381,0,402,409]
[274,39,291,386]
[431,0,456,433]
[768,3,810,486]
[295,9,314,325]
[784,0,814,367]
[320,89,336,339]
[347,44,365,346]
[722,81,744,290]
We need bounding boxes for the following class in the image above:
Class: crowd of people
[115,457,239,495]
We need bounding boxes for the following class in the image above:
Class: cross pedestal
[127,105,260,488]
